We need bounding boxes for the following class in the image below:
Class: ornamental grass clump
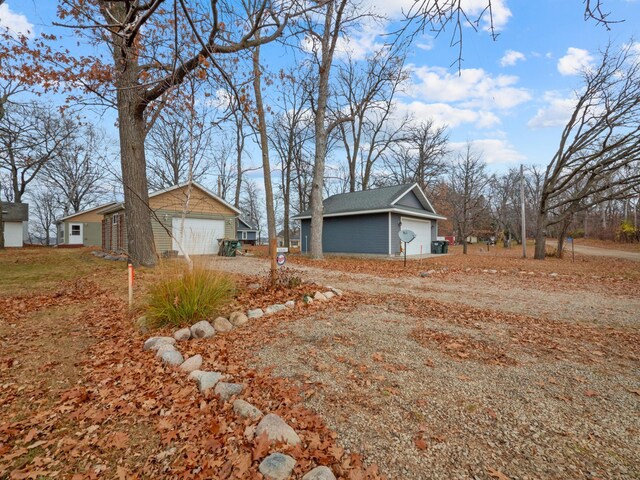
[146,266,235,328]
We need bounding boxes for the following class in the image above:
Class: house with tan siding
[56,203,116,247]
[99,182,240,256]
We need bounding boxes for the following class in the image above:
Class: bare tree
[302,0,359,259]
[534,43,640,259]
[146,110,213,191]
[0,102,73,203]
[30,187,61,246]
[239,179,263,239]
[448,143,490,254]
[382,120,449,194]
[43,123,110,215]
[336,48,409,191]
[270,69,314,249]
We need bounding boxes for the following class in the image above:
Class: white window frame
[112,215,119,225]
[241,231,248,240]
[71,224,81,236]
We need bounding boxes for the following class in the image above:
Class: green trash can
[431,241,443,254]
[442,241,449,254]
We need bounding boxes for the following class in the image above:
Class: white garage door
[402,217,431,256]
[172,218,224,255]
[3,222,24,247]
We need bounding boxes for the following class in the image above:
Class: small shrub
[617,220,639,243]
[146,266,234,328]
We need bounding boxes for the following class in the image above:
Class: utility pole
[520,164,526,258]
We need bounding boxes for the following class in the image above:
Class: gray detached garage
[293,183,446,256]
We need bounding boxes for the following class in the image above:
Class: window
[112,215,119,225]
[71,225,81,236]
[241,231,247,240]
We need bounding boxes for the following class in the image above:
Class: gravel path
[548,241,640,261]
[208,256,640,328]
[252,304,639,480]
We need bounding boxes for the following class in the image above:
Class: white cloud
[0,3,33,37]
[358,0,511,29]
[527,91,577,128]
[450,138,526,165]
[397,101,501,129]
[409,65,531,110]
[557,47,594,76]
[500,50,525,67]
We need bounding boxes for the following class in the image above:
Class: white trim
[58,202,117,222]
[390,183,438,215]
[293,207,446,221]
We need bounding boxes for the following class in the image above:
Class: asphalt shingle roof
[295,183,416,217]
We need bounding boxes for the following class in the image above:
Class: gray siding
[391,213,401,255]
[237,230,257,241]
[301,213,389,254]
[396,191,423,210]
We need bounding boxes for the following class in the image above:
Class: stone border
[141,286,345,479]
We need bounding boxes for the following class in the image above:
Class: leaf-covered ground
[1,247,639,479]
[0,249,384,479]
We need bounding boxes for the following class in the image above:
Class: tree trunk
[252,42,277,285]
[462,239,468,254]
[115,68,157,267]
[534,215,547,260]
[555,218,571,259]
[234,119,244,208]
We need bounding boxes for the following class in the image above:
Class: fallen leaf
[414,437,428,450]
[487,467,510,480]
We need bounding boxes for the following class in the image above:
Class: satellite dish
[399,229,416,243]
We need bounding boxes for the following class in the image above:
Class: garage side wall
[300,213,389,254]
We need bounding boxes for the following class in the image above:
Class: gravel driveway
[207,256,640,479]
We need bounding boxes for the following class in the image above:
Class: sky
[1,0,639,180]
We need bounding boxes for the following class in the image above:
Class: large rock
[155,343,177,359]
[323,291,335,299]
[198,372,223,392]
[190,320,215,339]
[143,336,176,351]
[313,292,327,301]
[255,414,301,446]
[213,317,233,333]
[174,328,191,341]
[284,300,295,309]
[179,354,203,373]
[214,382,244,401]
[327,286,343,296]
[265,304,286,315]
[160,350,184,366]
[259,453,296,480]
[229,311,249,327]
[233,399,263,421]
[188,370,205,381]
[302,466,336,480]
[247,308,264,319]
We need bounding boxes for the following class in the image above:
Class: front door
[69,223,84,245]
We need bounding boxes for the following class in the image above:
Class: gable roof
[97,182,241,216]
[292,183,446,221]
[237,216,259,231]
[58,202,117,222]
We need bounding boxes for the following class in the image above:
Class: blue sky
[2,0,639,177]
